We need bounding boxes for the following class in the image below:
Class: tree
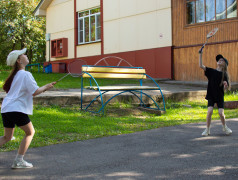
[0,0,46,65]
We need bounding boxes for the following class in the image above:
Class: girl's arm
[223,81,228,90]
[199,51,206,71]
[33,82,56,96]
[223,73,230,90]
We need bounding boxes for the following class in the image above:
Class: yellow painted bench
[80,66,166,114]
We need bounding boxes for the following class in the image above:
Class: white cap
[7,48,27,66]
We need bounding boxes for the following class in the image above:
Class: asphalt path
[0,118,238,180]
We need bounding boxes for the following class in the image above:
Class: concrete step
[0,81,218,107]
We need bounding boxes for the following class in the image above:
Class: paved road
[1,118,238,180]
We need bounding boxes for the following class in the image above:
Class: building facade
[35,0,238,82]
[35,0,172,79]
[172,0,238,82]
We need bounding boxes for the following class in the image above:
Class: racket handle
[199,46,204,53]
[199,42,207,53]
[199,39,208,53]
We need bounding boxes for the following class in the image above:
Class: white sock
[15,154,24,162]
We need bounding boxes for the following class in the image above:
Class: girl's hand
[46,82,56,90]
[223,81,228,89]
[33,82,56,96]
[199,48,203,54]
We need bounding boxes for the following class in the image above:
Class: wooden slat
[82,73,146,79]
[172,0,238,47]
[173,42,238,82]
[172,0,238,82]
[82,67,145,74]
[85,86,159,91]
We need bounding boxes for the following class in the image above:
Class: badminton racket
[56,59,87,83]
[199,28,219,53]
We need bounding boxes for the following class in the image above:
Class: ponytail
[220,63,231,90]
[3,61,20,93]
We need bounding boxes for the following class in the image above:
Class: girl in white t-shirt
[0,48,56,169]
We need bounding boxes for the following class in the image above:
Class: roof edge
[33,0,53,17]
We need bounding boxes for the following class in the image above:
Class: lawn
[0,99,238,152]
[0,71,139,89]
[0,70,237,152]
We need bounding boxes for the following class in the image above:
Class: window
[78,8,101,44]
[186,0,237,24]
[51,38,68,58]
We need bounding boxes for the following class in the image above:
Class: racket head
[68,59,87,77]
[207,28,218,39]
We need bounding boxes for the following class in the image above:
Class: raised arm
[199,51,206,71]
[33,82,56,96]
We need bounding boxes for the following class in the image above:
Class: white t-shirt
[1,70,39,115]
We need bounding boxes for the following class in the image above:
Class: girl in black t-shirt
[199,51,232,136]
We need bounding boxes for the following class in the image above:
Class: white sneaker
[11,160,33,169]
[202,128,210,136]
[223,125,232,135]
[11,136,16,141]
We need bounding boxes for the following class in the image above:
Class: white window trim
[78,10,101,45]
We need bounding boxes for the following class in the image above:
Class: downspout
[100,0,104,55]
[74,0,77,58]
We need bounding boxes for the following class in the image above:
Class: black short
[207,99,224,109]
[1,112,31,128]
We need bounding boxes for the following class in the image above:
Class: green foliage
[0,0,45,64]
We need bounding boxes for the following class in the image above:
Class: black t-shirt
[205,67,228,102]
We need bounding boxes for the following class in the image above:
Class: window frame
[78,8,101,45]
[185,0,238,25]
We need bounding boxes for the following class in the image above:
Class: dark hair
[3,61,20,93]
[220,63,231,90]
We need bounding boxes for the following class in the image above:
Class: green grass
[0,69,237,152]
[0,99,238,152]
[0,71,140,89]
[224,91,238,101]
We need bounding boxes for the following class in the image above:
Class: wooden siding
[174,42,238,82]
[172,0,238,47]
[172,0,238,82]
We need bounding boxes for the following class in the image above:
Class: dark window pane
[80,32,84,43]
[79,19,84,43]
[79,11,89,17]
[216,0,226,20]
[206,0,215,21]
[85,17,89,42]
[78,8,101,44]
[90,8,100,14]
[187,1,195,24]
[227,0,237,18]
[90,16,96,41]
[79,19,83,31]
[96,15,101,40]
[196,0,205,23]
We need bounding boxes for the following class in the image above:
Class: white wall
[76,0,101,57]
[76,42,101,58]
[103,0,172,54]
[45,0,172,60]
[76,0,100,12]
[46,0,74,61]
